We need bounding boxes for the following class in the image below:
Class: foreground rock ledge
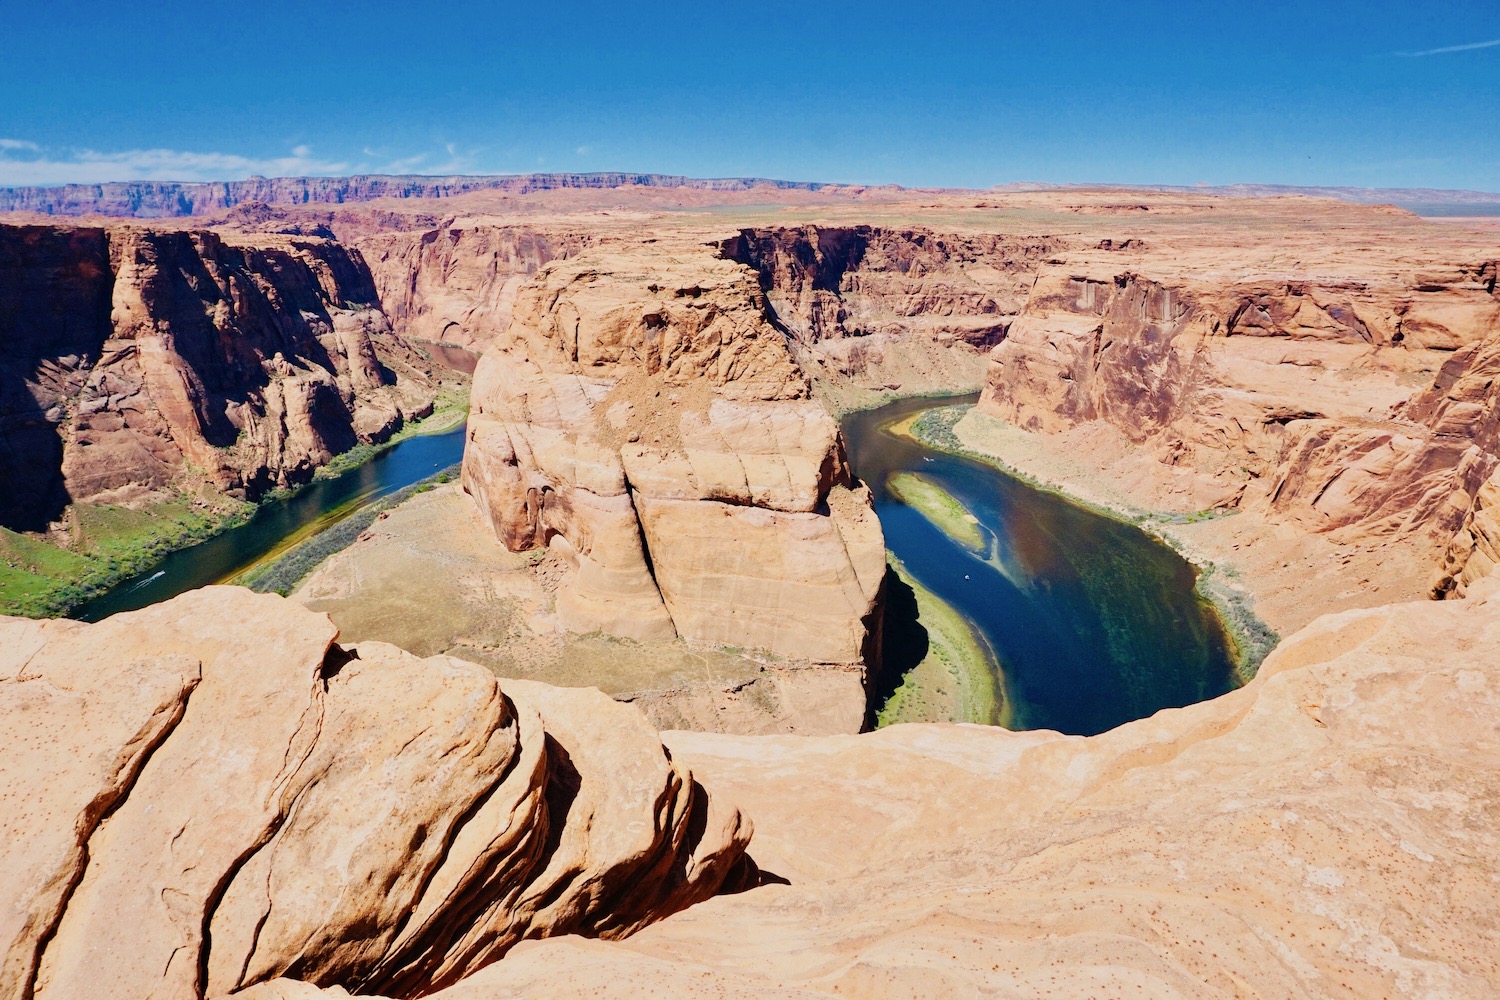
[240,583,1498,998]
[0,587,755,1000]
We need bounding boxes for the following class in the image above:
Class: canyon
[1,177,1497,996]
[0,224,439,528]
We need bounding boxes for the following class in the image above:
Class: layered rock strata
[461,247,886,666]
[720,226,1057,402]
[0,587,754,1000]
[0,224,436,529]
[358,226,594,352]
[223,577,1500,998]
[977,254,1500,598]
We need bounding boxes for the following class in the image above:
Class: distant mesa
[0,173,835,219]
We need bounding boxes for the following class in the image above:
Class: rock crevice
[0,588,755,1000]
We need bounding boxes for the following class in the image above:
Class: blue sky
[1,0,1496,190]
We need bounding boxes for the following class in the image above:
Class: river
[73,425,468,622]
[843,394,1238,736]
[77,393,1237,737]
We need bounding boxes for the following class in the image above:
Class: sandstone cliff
[0,223,437,530]
[720,226,1056,403]
[460,246,886,667]
[975,249,1500,603]
[0,587,754,1000]
[357,226,594,352]
[167,578,1500,998]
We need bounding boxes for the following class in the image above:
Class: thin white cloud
[0,139,486,186]
[0,142,351,186]
[1397,37,1500,57]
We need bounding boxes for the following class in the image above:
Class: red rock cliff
[0,224,438,529]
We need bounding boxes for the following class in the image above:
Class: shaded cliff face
[0,223,437,530]
[720,226,1059,394]
[0,227,114,530]
[461,244,886,667]
[357,225,594,351]
[0,587,755,999]
[977,256,1500,592]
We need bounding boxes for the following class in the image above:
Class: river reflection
[844,395,1237,736]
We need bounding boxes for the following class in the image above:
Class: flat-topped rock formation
[460,246,886,667]
[0,173,839,219]
[0,587,755,999]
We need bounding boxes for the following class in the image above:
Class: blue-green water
[72,426,467,622]
[844,395,1238,736]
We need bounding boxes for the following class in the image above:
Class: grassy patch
[886,472,987,554]
[0,495,253,618]
[873,556,1009,728]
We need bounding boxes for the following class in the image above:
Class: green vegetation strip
[0,390,470,619]
[886,472,987,553]
[234,466,460,596]
[899,404,1278,682]
[0,497,253,618]
[875,556,1010,729]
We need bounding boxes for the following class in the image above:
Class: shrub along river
[843,394,1239,737]
[77,391,1239,738]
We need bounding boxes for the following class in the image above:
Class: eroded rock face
[0,224,438,526]
[461,247,886,665]
[358,226,594,352]
[720,226,1055,396]
[0,587,754,1000]
[978,256,1500,587]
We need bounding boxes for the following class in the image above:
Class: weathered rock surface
[0,587,754,1000]
[719,226,1051,405]
[975,242,1500,606]
[211,580,1500,998]
[461,247,886,665]
[0,223,437,529]
[358,226,593,352]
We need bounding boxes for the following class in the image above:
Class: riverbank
[232,464,461,595]
[873,556,1008,727]
[898,404,1280,681]
[0,490,254,618]
[6,389,471,621]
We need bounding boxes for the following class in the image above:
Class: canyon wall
[0,587,755,999]
[460,246,886,667]
[0,224,437,530]
[977,253,1500,597]
[357,226,594,352]
[720,226,1055,399]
